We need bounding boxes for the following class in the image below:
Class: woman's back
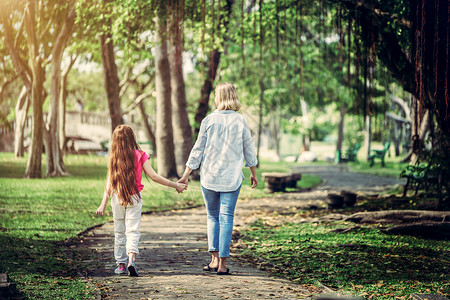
[193,110,257,192]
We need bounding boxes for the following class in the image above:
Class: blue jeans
[201,184,241,258]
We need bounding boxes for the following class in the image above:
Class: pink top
[134,149,149,192]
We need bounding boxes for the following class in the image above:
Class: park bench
[341,143,361,163]
[368,142,390,167]
[262,172,302,193]
[400,164,440,197]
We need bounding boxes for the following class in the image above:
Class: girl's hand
[96,204,106,216]
[250,174,258,189]
[175,183,187,193]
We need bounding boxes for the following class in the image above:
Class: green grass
[0,153,319,299]
[240,220,450,299]
[348,160,409,178]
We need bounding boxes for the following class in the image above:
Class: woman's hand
[249,166,258,189]
[175,182,188,193]
[177,176,188,186]
[96,204,106,216]
[250,174,258,188]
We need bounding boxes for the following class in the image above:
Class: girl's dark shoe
[128,261,139,277]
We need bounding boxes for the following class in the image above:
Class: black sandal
[203,265,218,272]
[217,268,230,275]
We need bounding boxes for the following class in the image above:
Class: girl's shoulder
[134,149,149,164]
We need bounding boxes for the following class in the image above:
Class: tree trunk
[14,86,30,157]
[59,56,77,151]
[410,109,430,165]
[364,114,372,159]
[193,0,235,135]
[391,118,403,156]
[300,98,310,152]
[154,16,177,178]
[256,79,264,167]
[100,27,123,133]
[59,69,68,152]
[193,49,221,133]
[23,3,44,179]
[336,104,346,162]
[44,4,75,177]
[137,101,156,154]
[168,2,193,176]
[25,62,45,179]
[271,104,281,162]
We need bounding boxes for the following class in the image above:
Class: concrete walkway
[80,166,404,299]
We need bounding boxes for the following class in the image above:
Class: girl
[96,125,186,276]
[178,82,258,275]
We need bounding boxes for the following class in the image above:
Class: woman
[178,82,258,275]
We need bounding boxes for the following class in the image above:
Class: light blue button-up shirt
[186,110,258,192]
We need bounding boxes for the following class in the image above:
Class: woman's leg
[201,186,220,268]
[218,185,241,272]
[111,194,127,265]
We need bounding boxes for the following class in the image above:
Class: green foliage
[0,236,95,299]
[66,69,107,112]
[241,221,450,298]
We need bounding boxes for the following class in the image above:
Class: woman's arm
[143,160,187,193]
[96,179,111,216]
[178,166,193,186]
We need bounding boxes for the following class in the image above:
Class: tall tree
[43,3,77,176]
[1,0,78,177]
[336,0,449,138]
[100,0,123,133]
[154,12,177,178]
[168,0,193,176]
[59,54,77,151]
[1,1,45,178]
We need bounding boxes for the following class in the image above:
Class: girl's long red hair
[108,125,141,206]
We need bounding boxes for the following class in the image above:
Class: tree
[43,3,77,176]
[336,0,449,139]
[168,0,193,176]
[1,0,78,177]
[1,1,45,178]
[154,12,177,178]
[99,0,123,133]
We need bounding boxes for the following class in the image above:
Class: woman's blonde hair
[214,82,241,111]
[108,125,141,206]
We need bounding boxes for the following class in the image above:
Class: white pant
[111,193,142,264]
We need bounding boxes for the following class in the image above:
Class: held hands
[175,175,189,194]
[250,174,258,189]
[175,182,188,193]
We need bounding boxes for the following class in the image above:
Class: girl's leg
[218,185,241,272]
[125,194,142,264]
[201,186,220,268]
[111,194,127,265]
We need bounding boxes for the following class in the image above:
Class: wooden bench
[368,142,390,167]
[262,172,302,193]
